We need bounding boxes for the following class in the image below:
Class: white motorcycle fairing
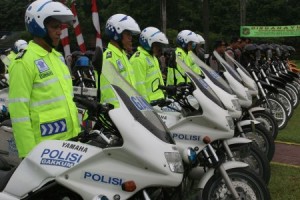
[213,51,252,108]
[155,57,235,158]
[0,61,183,200]
[189,52,242,118]
[225,52,259,96]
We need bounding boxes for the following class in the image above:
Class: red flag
[91,0,103,50]
[71,1,86,53]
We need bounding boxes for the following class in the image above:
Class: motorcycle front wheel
[260,97,288,130]
[201,167,270,200]
[229,143,271,184]
[241,124,275,161]
[244,110,279,139]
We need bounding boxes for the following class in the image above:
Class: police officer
[166,30,202,86]
[130,27,168,103]
[8,0,80,158]
[98,14,141,107]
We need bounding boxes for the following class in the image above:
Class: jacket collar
[137,46,151,56]
[28,41,61,57]
[107,43,126,57]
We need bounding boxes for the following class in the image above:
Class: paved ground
[272,141,300,167]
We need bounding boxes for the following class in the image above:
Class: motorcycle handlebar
[73,96,98,112]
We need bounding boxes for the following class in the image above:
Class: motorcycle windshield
[189,52,234,95]
[176,57,226,109]
[213,51,243,83]
[224,52,252,77]
[102,61,174,144]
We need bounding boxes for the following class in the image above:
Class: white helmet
[176,30,199,48]
[105,14,141,41]
[139,27,169,51]
[25,0,74,37]
[14,40,28,53]
[197,34,205,45]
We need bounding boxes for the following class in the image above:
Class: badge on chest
[35,59,53,79]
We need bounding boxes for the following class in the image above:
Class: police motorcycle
[66,48,269,199]
[269,44,300,92]
[239,44,289,131]
[189,52,275,162]
[197,51,275,160]
[266,44,300,107]
[250,44,294,120]
[75,50,270,199]
[214,49,281,138]
[0,48,185,200]
[152,54,271,186]
[155,56,270,199]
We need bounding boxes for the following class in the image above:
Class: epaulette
[15,50,27,60]
[135,52,140,57]
[106,51,112,59]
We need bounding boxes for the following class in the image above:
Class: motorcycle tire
[240,124,275,161]
[286,84,300,108]
[201,167,270,200]
[273,91,293,119]
[261,96,288,130]
[229,143,271,184]
[244,110,279,139]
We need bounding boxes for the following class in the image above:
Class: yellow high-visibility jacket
[130,46,165,103]
[8,41,80,157]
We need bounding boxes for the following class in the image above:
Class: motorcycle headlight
[226,116,235,130]
[231,99,241,111]
[164,152,184,173]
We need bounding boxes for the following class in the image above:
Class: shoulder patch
[15,50,27,60]
[135,52,140,57]
[106,51,112,59]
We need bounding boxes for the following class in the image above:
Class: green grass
[277,104,300,143]
[291,60,300,67]
[269,61,300,199]
[276,60,300,143]
[269,163,300,200]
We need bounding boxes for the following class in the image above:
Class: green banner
[240,25,300,37]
